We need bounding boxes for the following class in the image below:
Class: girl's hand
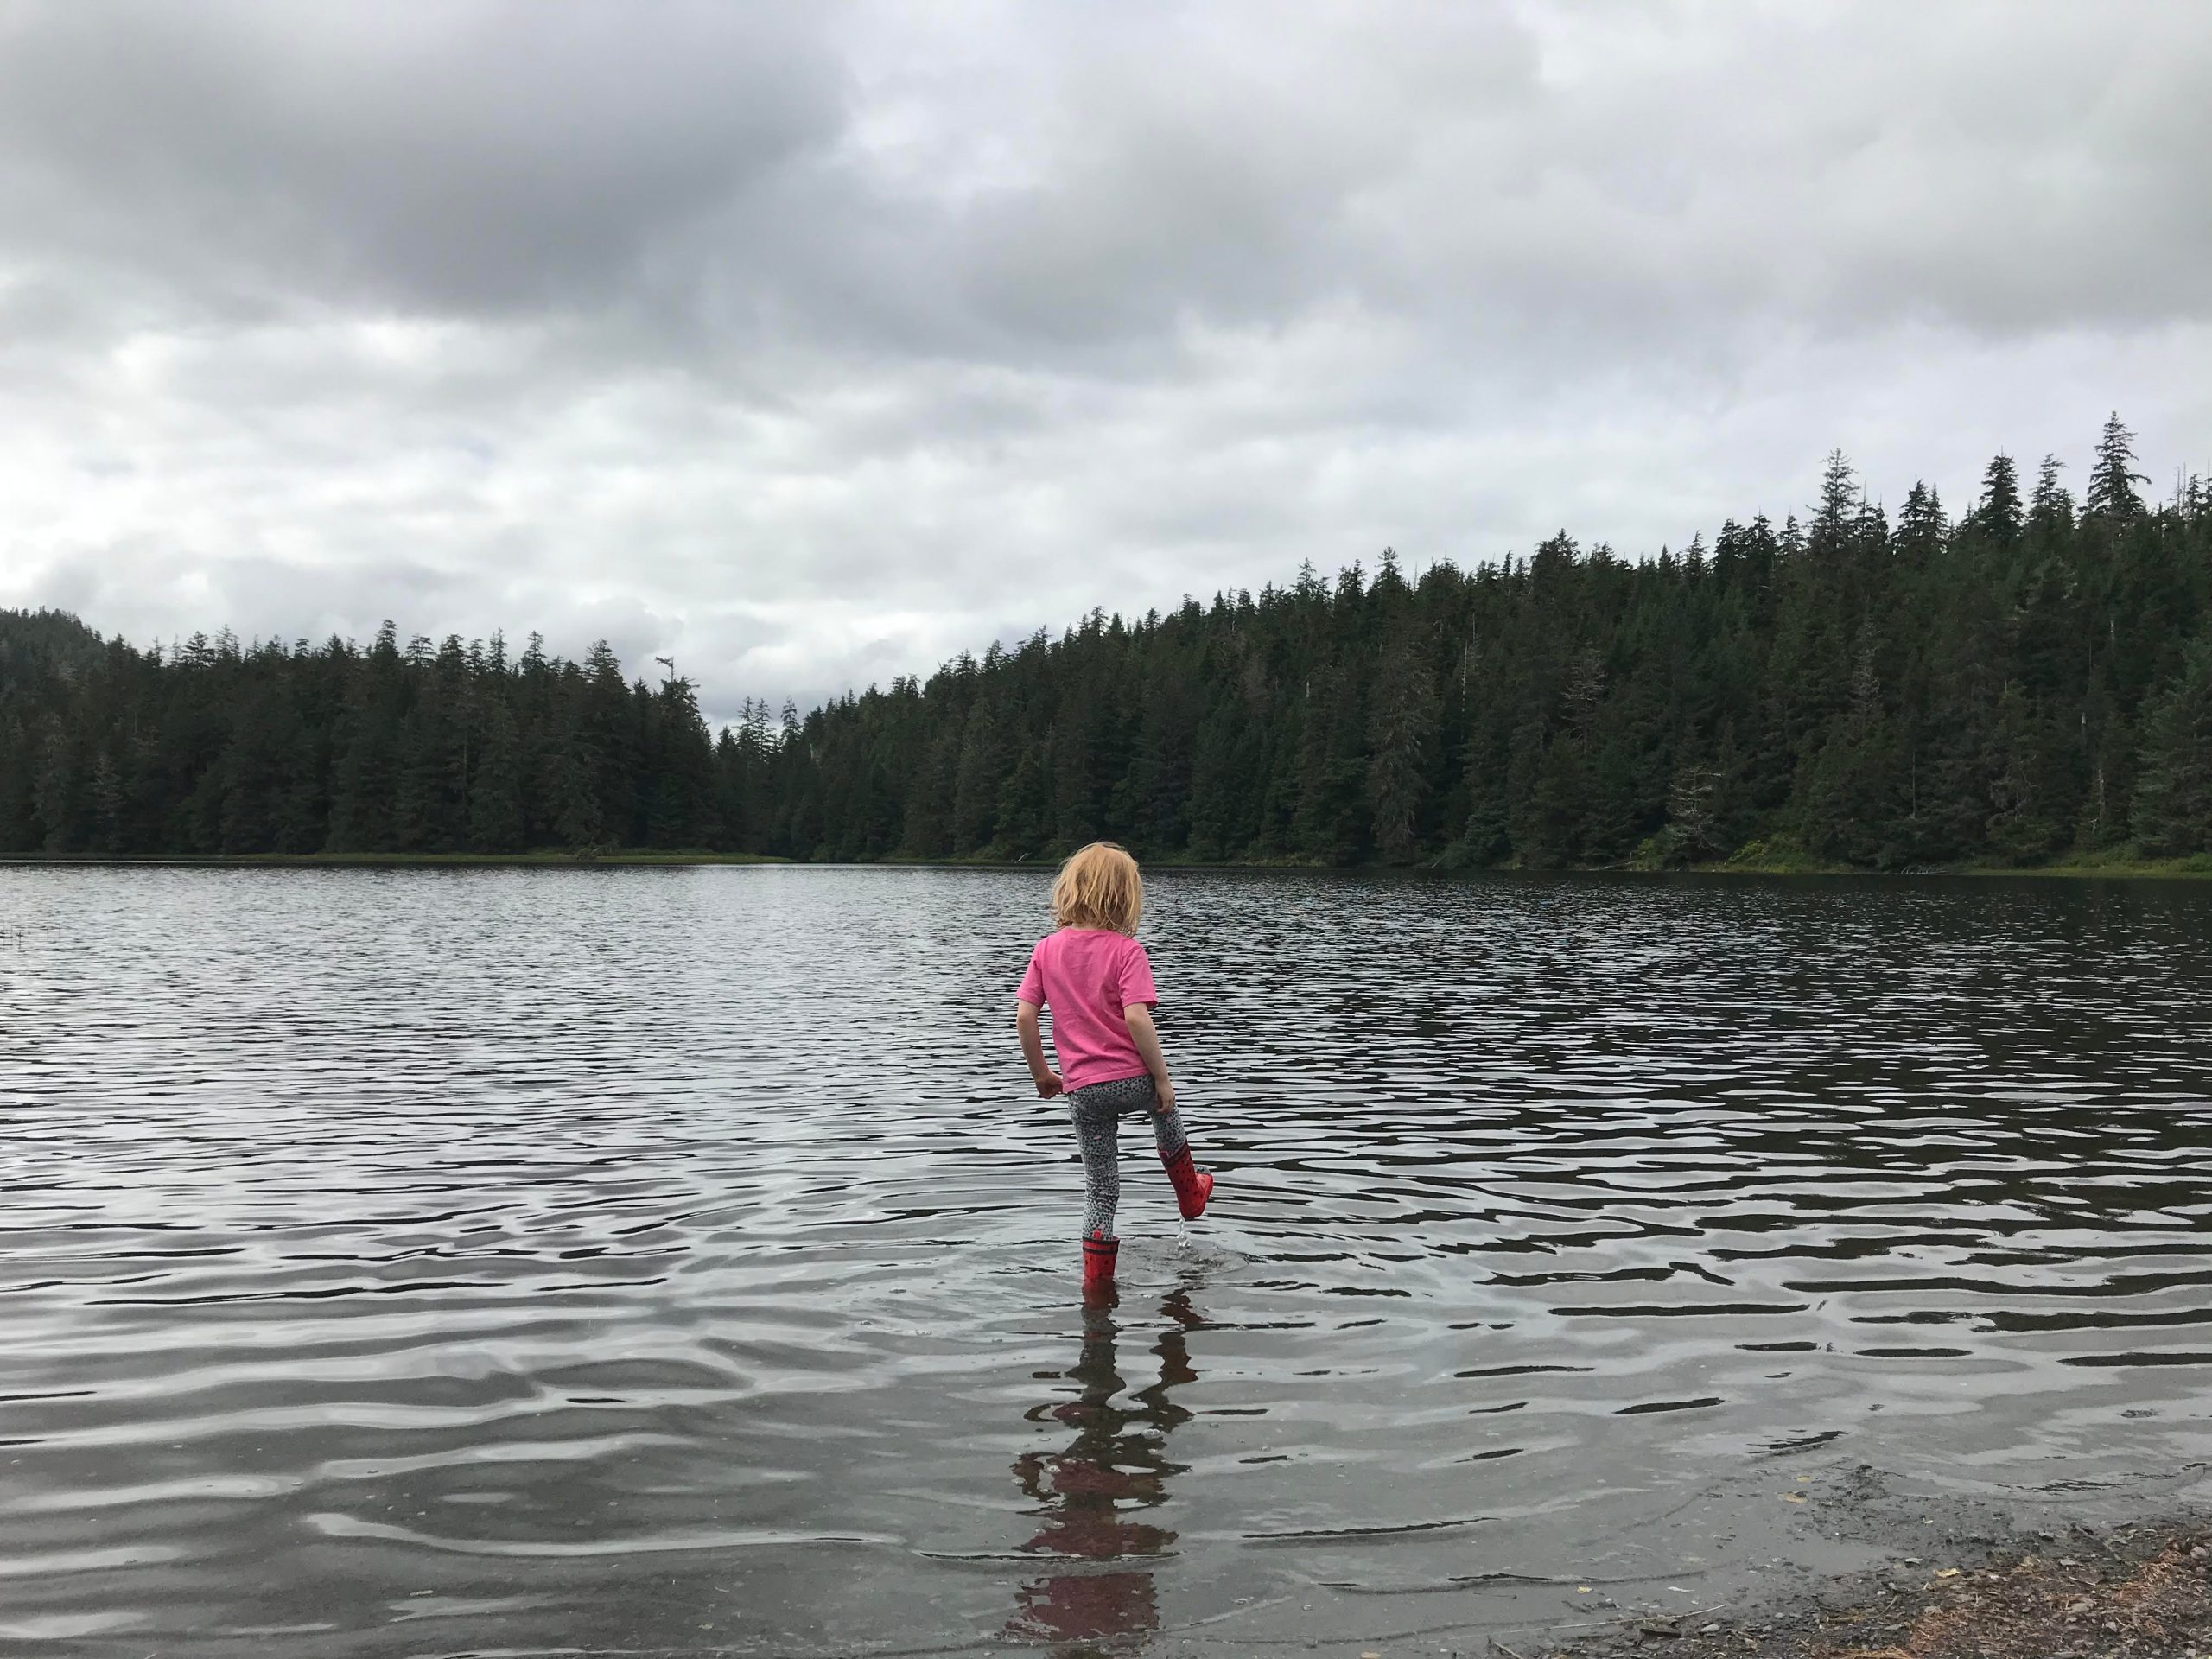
[1123,1004,1174,1116]
[1016,1001,1059,1099]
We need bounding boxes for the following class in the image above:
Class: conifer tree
[2030,456,2075,543]
[1366,601,1439,861]
[2132,639,2212,856]
[2087,412,2147,521]
[1976,454,2023,544]
[468,697,525,851]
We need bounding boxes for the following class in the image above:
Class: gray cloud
[0,2,849,315]
[1,1,2208,721]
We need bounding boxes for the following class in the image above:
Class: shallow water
[1,865,2209,1656]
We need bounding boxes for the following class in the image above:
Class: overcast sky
[2,1,2207,723]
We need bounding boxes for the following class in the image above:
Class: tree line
[3,415,2209,868]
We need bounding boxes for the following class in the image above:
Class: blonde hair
[1052,842,1144,933]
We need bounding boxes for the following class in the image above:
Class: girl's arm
[1123,1003,1174,1115]
[1016,1000,1062,1096]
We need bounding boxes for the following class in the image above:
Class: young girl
[1015,842,1213,1300]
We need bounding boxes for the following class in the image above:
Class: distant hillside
[0,608,107,687]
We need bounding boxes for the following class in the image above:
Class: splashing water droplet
[1175,1221,1192,1253]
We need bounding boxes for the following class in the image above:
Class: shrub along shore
[3,848,2208,877]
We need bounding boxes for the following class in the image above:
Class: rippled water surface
[3,866,2210,1656]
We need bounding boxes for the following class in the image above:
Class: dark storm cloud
[1,2,2208,716]
[0,1,849,316]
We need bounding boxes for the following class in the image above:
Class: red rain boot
[1161,1146,1213,1221]
[1080,1232,1119,1304]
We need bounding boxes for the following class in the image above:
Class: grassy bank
[1668,834,2212,879]
[1686,857,2212,879]
[1958,849,2212,879]
[6,848,2209,877]
[0,849,787,868]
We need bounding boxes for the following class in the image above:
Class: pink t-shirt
[1016,928,1160,1091]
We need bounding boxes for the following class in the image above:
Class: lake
[2,866,2209,1656]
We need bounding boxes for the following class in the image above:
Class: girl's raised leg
[1148,1088,1212,1220]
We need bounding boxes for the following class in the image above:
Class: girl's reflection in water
[1006,1287,1203,1648]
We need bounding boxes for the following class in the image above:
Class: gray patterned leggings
[1068,1073,1188,1238]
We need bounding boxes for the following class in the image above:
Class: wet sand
[1446,1470,2212,1659]
[1538,1518,2210,1659]
[1113,1464,2210,1658]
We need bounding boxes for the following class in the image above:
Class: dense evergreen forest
[4,416,2209,868]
